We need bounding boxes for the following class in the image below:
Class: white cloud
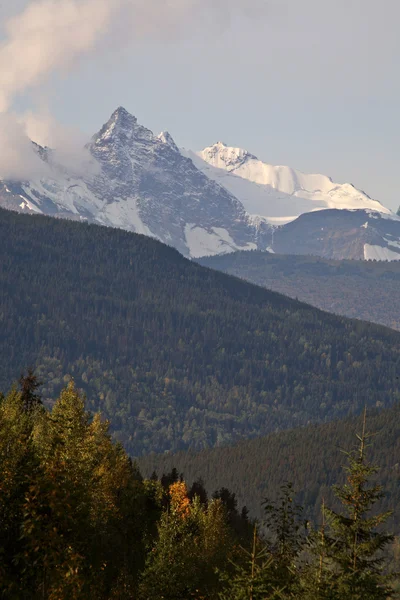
[0,0,267,112]
[21,110,99,177]
[0,114,51,181]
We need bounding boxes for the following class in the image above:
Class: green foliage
[1,208,400,455]
[324,410,396,599]
[263,483,306,596]
[0,377,399,598]
[19,368,43,411]
[218,527,284,600]
[0,381,151,598]
[199,250,400,331]
[139,403,400,528]
[139,485,232,599]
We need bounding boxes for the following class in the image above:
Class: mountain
[186,142,392,225]
[0,108,260,258]
[1,207,400,456]
[200,251,400,331]
[138,403,400,527]
[1,106,399,261]
[270,208,400,260]
[199,251,400,331]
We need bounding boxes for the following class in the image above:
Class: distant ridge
[1,207,400,456]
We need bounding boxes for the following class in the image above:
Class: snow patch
[19,195,41,213]
[99,198,156,238]
[184,224,256,258]
[185,144,394,224]
[364,244,400,261]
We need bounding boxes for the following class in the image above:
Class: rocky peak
[157,131,179,153]
[92,107,154,148]
[199,142,257,171]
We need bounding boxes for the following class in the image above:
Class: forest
[139,402,400,527]
[199,251,400,331]
[1,376,399,599]
[1,208,400,456]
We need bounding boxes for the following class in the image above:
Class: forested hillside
[2,208,400,455]
[139,403,400,527]
[2,379,398,598]
[199,251,400,330]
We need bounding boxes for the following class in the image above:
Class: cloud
[0,0,267,112]
[0,0,266,182]
[21,110,99,177]
[0,0,116,112]
[0,114,51,181]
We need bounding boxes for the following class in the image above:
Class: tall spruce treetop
[19,368,42,412]
[325,408,396,600]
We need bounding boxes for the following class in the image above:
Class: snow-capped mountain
[271,208,400,261]
[184,142,391,225]
[0,108,260,258]
[1,107,399,261]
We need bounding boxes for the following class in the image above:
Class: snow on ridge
[364,244,400,261]
[188,143,393,224]
[157,131,179,152]
[184,223,256,259]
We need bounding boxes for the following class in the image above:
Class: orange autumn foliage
[169,481,190,517]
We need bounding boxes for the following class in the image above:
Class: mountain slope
[138,404,400,527]
[0,108,260,258]
[0,107,400,260]
[270,208,400,260]
[1,107,399,262]
[186,142,392,225]
[199,251,400,331]
[1,208,400,456]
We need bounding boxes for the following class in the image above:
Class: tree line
[1,208,400,457]
[199,250,400,331]
[139,402,400,528]
[0,374,399,599]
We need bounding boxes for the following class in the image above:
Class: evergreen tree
[0,387,39,597]
[139,483,231,599]
[325,409,397,599]
[262,483,306,597]
[218,526,283,600]
[19,368,42,412]
[300,500,338,600]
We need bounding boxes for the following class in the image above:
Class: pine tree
[139,486,232,599]
[301,500,338,600]
[325,408,397,599]
[19,368,42,412]
[0,387,39,596]
[218,526,283,600]
[262,483,306,597]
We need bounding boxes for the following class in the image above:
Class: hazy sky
[1,0,399,210]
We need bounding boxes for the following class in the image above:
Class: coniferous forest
[1,208,400,456]
[1,376,399,599]
[139,402,400,527]
[199,251,400,331]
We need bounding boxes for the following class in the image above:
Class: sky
[0,0,399,210]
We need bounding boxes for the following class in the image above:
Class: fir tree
[218,526,283,600]
[263,483,306,597]
[301,500,338,600]
[19,368,42,412]
[325,408,397,599]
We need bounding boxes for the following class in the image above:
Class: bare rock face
[272,209,400,261]
[1,107,399,261]
[0,107,262,258]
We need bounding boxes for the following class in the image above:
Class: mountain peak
[199,142,257,171]
[157,131,179,152]
[92,107,154,147]
[103,106,138,135]
[110,106,137,124]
